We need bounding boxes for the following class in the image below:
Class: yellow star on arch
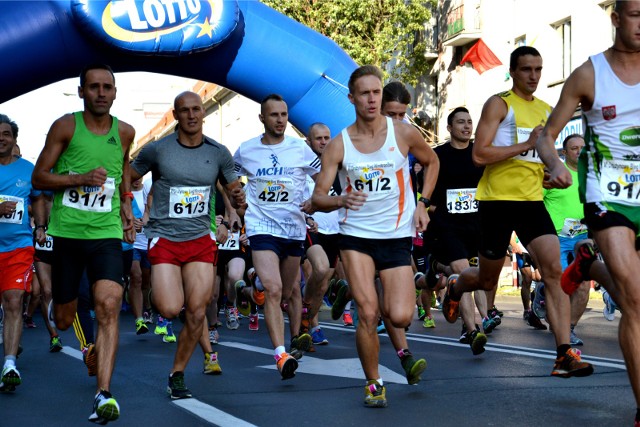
[197,18,214,38]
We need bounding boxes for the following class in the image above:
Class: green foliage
[262,0,435,86]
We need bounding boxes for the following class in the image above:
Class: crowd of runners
[1,1,639,425]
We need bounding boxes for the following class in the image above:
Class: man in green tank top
[32,63,135,425]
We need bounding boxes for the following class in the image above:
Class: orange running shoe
[561,242,596,295]
[276,352,298,380]
[551,348,594,378]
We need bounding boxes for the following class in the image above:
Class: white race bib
[169,186,210,219]
[63,174,115,213]
[346,161,398,201]
[0,195,25,224]
[560,218,587,238]
[219,231,240,251]
[515,127,542,163]
[601,159,640,206]
[35,234,54,251]
[446,188,478,214]
[256,177,293,205]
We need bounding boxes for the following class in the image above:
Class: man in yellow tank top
[441,47,594,379]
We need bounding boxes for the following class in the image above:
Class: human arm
[402,123,439,232]
[537,62,593,189]
[32,193,49,245]
[310,135,367,213]
[119,122,136,243]
[472,96,542,167]
[32,115,108,190]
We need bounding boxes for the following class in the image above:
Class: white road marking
[173,399,258,427]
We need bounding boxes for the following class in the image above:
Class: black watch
[418,197,431,208]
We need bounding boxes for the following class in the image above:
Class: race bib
[0,195,25,224]
[169,186,210,219]
[560,218,587,238]
[35,234,54,251]
[446,188,478,214]
[346,161,398,201]
[601,159,640,206]
[62,174,115,213]
[256,177,293,205]
[515,127,542,163]
[219,231,240,251]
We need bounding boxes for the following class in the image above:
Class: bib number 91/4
[601,159,640,206]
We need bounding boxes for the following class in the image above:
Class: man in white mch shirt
[233,94,321,380]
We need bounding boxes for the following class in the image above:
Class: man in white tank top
[537,2,640,423]
[307,65,439,408]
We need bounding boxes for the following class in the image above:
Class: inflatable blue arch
[0,0,357,136]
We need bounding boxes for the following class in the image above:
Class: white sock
[275,346,286,357]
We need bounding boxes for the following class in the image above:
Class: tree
[262,0,435,86]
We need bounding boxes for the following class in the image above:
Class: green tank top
[49,112,124,239]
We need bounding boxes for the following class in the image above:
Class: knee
[356,305,379,328]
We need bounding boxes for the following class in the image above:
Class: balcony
[443,1,481,47]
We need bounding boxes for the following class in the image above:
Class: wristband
[35,224,47,231]
[121,192,134,200]
[221,221,230,229]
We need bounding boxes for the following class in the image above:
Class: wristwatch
[418,197,431,208]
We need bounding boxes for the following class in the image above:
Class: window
[514,35,526,47]
[552,19,571,79]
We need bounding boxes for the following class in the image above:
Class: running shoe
[252,288,265,306]
[209,327,220,344]
[376,318,386,334]
[482,316,498,334]
[276,352,298,380]
[364,380,387,408]
[82,343,97,377]
[561,242,597,295]
[468,329,488,356]
[570,325,584,346]
[163,322,177,343]
[526,310,547,330]
[154,317,168,336]
[331,281,349,320]
[603,291,617,321]
[442,274,460,323]
[400,353,427,385]
[551,348,594,378]
[311,328,329,345]
[143,310,154,325]
[249,314,259,331]
[488,305,503,319]
[88,389,120,424]
[167,371,192,399]
[203,352,222,375]
[49,335,63,353]
[23,314,36,329]
[423,315,436,328]
[343,311,354,327]
[292,333,312,353]
[135,318,149,335]
[532,283,547,319]
[417,306,427,321]
[225,306,239,330]
[0,365,21,392]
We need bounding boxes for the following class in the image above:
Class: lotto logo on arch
[71,0,239,55]
[602,105,616,121]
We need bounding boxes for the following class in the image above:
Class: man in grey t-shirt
[131,91,245,400]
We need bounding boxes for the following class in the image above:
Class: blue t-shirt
[0,158,41,251]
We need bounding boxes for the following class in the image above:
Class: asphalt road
[3,293,631,427]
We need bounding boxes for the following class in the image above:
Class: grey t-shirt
[132,134,237,242]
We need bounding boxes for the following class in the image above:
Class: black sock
[635,408,640,422]
[557,344,571,357]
